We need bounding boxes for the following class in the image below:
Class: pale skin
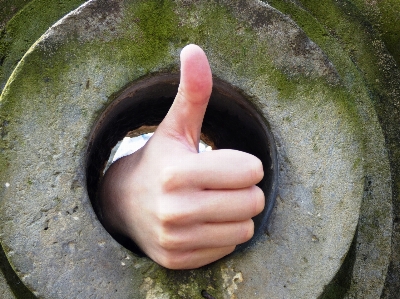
[99,44,265,270]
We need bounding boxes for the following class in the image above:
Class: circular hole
[86,74,278,254]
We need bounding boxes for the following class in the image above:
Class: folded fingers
[160,149,264,191]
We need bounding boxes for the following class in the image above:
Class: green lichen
[0,0,86,93]
[0,0,32,29]
[186,1,364,137]
[264,0,399,297]
[349,0,400,67]
[265,0,381,91]
[1,0,393,297]
[142,263,224,299]
[127,0,178,64]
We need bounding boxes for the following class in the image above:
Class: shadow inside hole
[86,74,278,255]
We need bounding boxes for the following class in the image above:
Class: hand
[98,44,265,270]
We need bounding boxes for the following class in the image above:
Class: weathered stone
[0,243,36,299]
[263,1,397,297]
[0,0,86,93]
[0,1,86,297]
[0,0,397,298]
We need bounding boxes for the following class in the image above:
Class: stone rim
[0,2,382,298]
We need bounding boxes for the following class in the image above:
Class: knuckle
[157,207,190,227]
[158,210,176,226]
[156,197,195,227]
[158,231,182,251]
[160,166,182,192]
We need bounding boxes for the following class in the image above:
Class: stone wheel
[0,0,392,298]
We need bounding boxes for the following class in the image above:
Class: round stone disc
[0,0,389,298]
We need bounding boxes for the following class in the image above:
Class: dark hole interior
[86,74,278,255]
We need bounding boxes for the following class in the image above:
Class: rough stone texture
[350,0,400,67]
[0,243,36,299]
[263,1,398,297]
[0,1,87,297]
[343,2,400,297]
[0,0,86,93]
[0,247,17,299]
[0,0,389,298]
[0,0,32,29]
[0,0,398,298]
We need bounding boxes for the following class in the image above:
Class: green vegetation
[1,0,398,297]
[0,0,86,93]
[0,0,32,30]
[263,0,399,297]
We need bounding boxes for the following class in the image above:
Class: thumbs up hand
[99,44,265,270]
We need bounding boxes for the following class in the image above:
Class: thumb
[159,44,212,151]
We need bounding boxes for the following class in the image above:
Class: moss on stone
[0,0,389,297]
[349,0,400,67]
[142,263,224,299]
[0,0,32,30]
[129,0,178,63]
[0,0,86,93]
[263,0,398,297]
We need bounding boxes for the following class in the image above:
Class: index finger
[162,149,264,190]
